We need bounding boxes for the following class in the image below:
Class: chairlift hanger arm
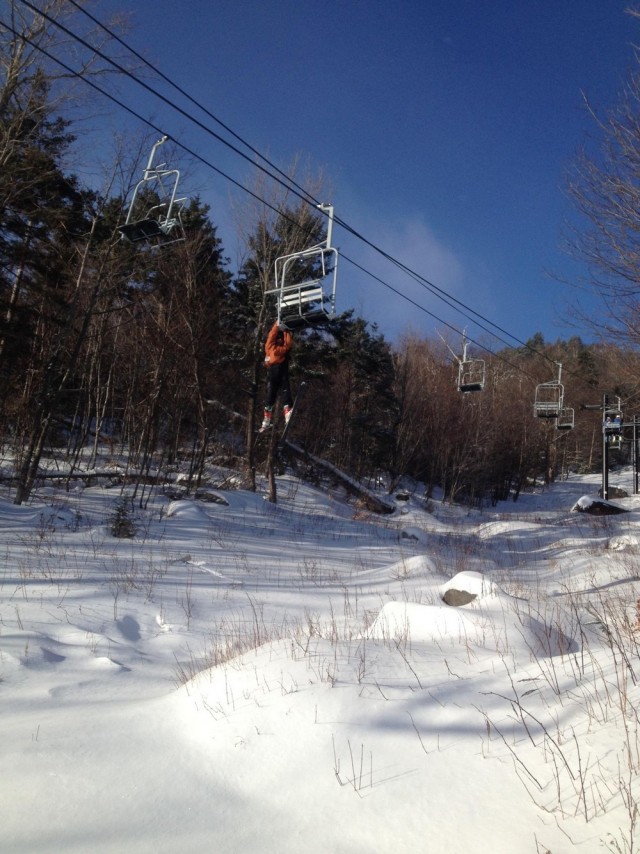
[143,135,169,177]
[317,203,334,249]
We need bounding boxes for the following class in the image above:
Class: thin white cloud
[337,211,468,341]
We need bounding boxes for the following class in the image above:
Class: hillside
[1,465,639,853]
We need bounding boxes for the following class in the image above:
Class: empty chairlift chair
[556,407,575,431]
[118,136,186,246]
[269,204,338,330]
[457,339,485,393]
[533,381,565,419]
[534,363,566,419]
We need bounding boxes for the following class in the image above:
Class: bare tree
[566,12,640,346]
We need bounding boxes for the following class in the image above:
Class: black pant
[265,362,292,408]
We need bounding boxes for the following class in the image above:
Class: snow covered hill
[1,468,639,853]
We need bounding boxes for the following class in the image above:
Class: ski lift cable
[6,12,577,387]
[16,0,584,381]
[15,0,557,362]
[62,0,317,209]
[342,255,540,383]
[15,0,319,212]
[333,213,531,351]
[0,20,556,387]
[0,19,299,225]
[3,19,340,284]
[53,0,543,358]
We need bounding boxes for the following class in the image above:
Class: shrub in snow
[109,497,137,538]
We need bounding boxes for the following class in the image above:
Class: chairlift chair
[534,381,564,418]
[457,339,485,393]
[268,203,338,330]
[605,411,623,447]
[118,136,186,246]
[534,363,565,419]
[556,407,575,431]
[603,408,623,436]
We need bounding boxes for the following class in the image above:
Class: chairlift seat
[279,282,328,328]
[459,382,484,393]
[281,312,326,330]
[534,404,561,418]
[455,343,485,393]
[119,218,164,243]
[270,264,335,327]
[458,361,485,393]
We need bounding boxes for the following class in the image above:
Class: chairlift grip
[143,136,169,179]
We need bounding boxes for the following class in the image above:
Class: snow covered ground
[2,463,640,853]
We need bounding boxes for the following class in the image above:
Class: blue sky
[88,0,636,348]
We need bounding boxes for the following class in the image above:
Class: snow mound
[573,495,597,511]
[389,554,438,577]
[476,520,542,539]
[367,571,576,657]
[367,599,478,642]
[165,500,207,520]
[571,495,626,514]
[607,534,640,551]
[399,512,450,537]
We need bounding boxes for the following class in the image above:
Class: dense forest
[2,1,640,509]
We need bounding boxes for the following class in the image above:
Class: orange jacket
[264,322,292,367]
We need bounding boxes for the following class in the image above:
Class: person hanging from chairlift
[259,320,293,432]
